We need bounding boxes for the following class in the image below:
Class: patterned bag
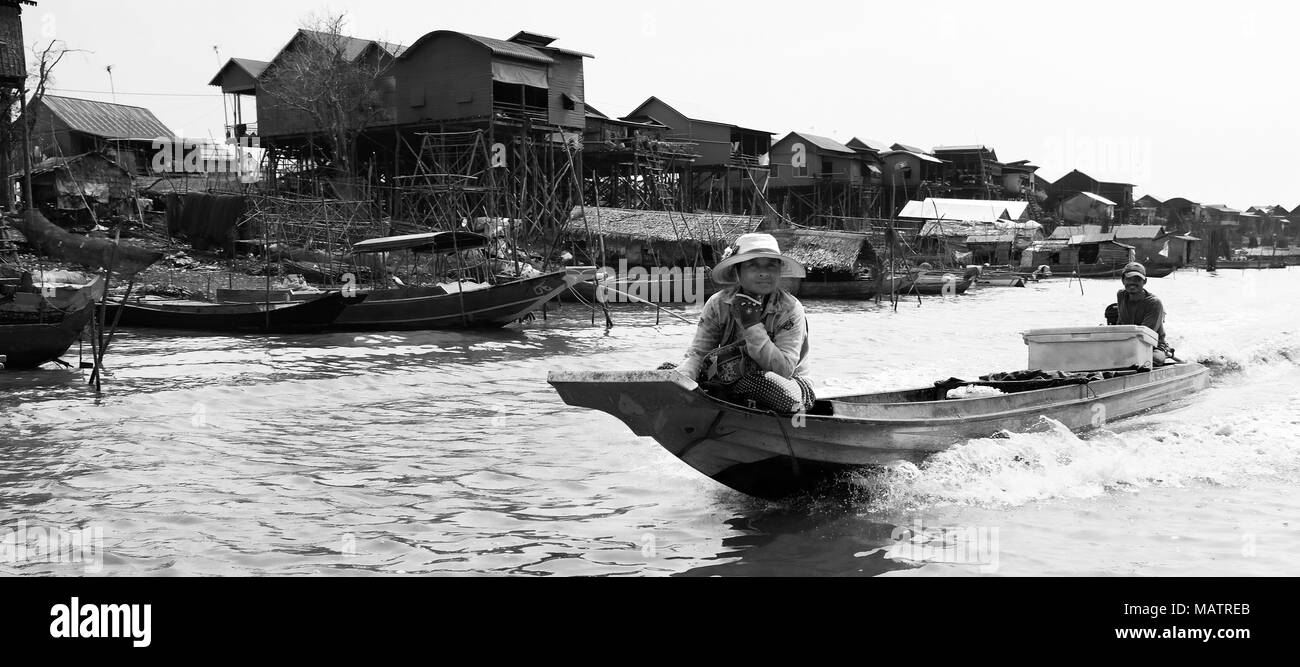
[702,340,753,386]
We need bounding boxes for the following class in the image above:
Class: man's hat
[1122,262,1147,279]
[711,233,806,285]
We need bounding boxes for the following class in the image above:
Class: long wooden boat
[783,275,911,300]
[898,271,973,295]
[327,231,579,330]
[0,277,102,369]
[549,363,1209,500]
[331,272,576,330]
[1044,262,1177,278]
[104,291,356,334]
[975,275,1027,287]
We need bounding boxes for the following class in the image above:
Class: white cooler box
[1021,325,1157,372]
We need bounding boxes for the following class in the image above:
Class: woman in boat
[669,233,815,413]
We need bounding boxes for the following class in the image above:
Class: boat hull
[330,271,576,330]
[0,302,95,369]
[548,364,1210,500]
[899,274,973,295]
[105,292,353,334]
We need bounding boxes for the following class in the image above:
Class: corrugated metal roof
[1069,233,1118,244]
[460,32,555,64]
[627,97,775,135]
[1070,191,1117,206]
[208,58,270,87]
[891,142,927,153]
[1111,225,1166,240]
[847,137,890,153]
[901,198,1031,223]
[232,58,270,78]
[39,95,174,140]
[883,150,944,165]
[933,144,995,155]
[789,133,855,154]
[294,30,383,61]
[1048,225,1103,240]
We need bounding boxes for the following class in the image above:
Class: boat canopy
[352,231,489,254]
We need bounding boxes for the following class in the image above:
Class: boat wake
[846,361,1300,512]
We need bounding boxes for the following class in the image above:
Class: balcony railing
[493,102,549,125]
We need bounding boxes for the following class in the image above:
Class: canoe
[104,291,356,334]
[328,270,577,330]
[548,362,1210,500]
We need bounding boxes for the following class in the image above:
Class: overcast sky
[23,0,1299,210]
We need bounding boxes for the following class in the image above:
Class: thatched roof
[567,206,763,244]
[769,229,876,273]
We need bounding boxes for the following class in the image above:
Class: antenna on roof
[105,65,115,103]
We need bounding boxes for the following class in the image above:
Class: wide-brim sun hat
[1122,262,1147,279]
[711,233,806,285]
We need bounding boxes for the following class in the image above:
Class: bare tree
[1,40,79,207]
[259,14,397,181]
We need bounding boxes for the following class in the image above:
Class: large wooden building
[622,96,773,215]
[767,132,882,224]
[212,28,594,235]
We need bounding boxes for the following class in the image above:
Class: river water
[2,268,1298,576]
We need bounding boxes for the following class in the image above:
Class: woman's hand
[730,295,764,328]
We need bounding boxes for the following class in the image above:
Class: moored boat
[327,231,578,330]
[0,277,102,369]
[898,269,976,295]
[104,291,356,334]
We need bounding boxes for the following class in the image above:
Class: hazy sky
[22,0,1300,210]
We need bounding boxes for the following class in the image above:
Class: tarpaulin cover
[491,61,548,88]
[165,193,248,253]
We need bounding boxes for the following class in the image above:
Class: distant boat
[104,291,356,334]
[326,231,578,331]
[783,274,910,299]
[0,277,102,370]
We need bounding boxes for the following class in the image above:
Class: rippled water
[3,267,1299,576]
